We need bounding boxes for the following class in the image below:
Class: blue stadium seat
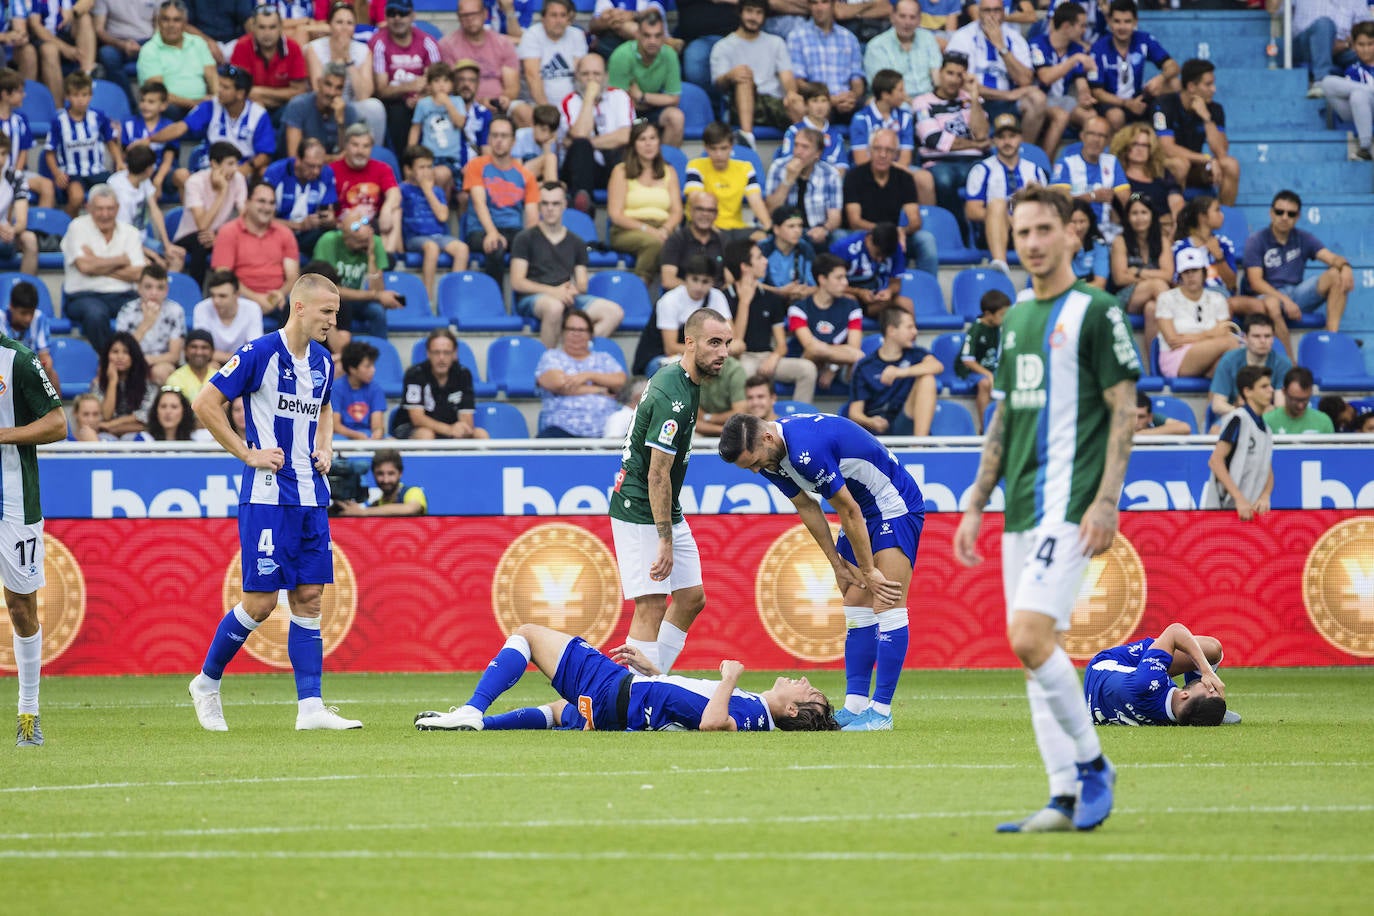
[861,332,881,356]
[679,83,714,141]
[351,334,404,397]
[1219,206,1248,248]
[166,272,201,327]
[1298,332,1374,391]
[590,336,627,371]
[409,336,496,397]
[919,206,983,264]
[564,208,619,267]
[950,268,1015,323]
[1020,143,1051,176]
[413,20,443,40]
[1150,395,1199,433]
[472,402,530,438]
[900,270,962,330]
[732,144,765,181]
[486,335,548,397]
[775,400,815,416]
[437,271,524,331]
[983,401,996,431]
[1133,337,1163,393]
[382,271,445,331]
[162,207,182,238]
[0,271,70,333]
[930,400,976,436]
[662,144,687,181]
[930,332,974,395]
[50,337,99,398]
[91,79,132,123]
[586,270,652,331]
[401,250,456,270]
[1148,337,1211,394]
[21,80,56,138]
[371,147,401,183]
[25,207,70,270]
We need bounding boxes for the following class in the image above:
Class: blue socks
[873,608,910,712]
[843,607,878,710]
[288,615,323,701]
[484,706,555,730]
[468,635,533,713]
[201,605,257,681]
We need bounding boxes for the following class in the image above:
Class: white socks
[504,633,532,663]
[298,696,324,715]
[14,628,41,715]
[625,637,660,672]
[234,603,260,632]
[1030,647,1102,763]
[656,621,687,674]
[1027,677,1078,797]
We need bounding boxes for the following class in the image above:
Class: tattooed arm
[1078,378,1137,556]
[953,399,1006,567]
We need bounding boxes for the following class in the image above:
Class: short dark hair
[869,223,900,259]
[208,141,241,166]
[206,268,239,292]
[246,177,275,201]
[813,252,847,280]
[1108,0,1138,18]
[1235,364,1272,397]
[744,373,772,391]
[723,238,757,279]
[1052,1,1086,29]
[424,61,453,84]
[1177,691,1227,727]
[941,51,969,71]
[1011,185,1073,224]
[138,80,168,101]
[402,144,434,169]
[8,280,37,312]
[0,70,23,95]
[681,254,715,281]
[879,305,909,335]
[426,326,459,351]
[980,289,1011,314]
[342,340,379,374]
[371,447,403,474]
[774,698,841,732]
[125,144,156,175]
[140,263,168,284]
[1272,188,1302,211]
[718,413,768,463]
[64,71,93,94]
[543,0,574,14]
[531,103,561,131]
[799,82,831,102]
[1136,390,1152,410]
[702,121,733,148]
[871,69,903,100]
[1283,365,1314,390]
[1353,20,1374,41]
[1244,313,1275,333]
[1180,58,1214,90]
[770,205,803,228]
[739,0,768,12]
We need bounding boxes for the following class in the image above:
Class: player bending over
[412,624,840,732]
[1085,622,1239,726]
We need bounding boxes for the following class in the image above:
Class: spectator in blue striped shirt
[45,71,122,216]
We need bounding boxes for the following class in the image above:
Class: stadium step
[1230,135,1349,164]
[1216,68,1310,100]
[1235,161,1373,199]
[1238,201,1374,232]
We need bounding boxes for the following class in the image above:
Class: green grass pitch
[4,668,1373,915]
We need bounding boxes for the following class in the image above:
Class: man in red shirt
[229,5,309,121]
[211,178,302,321]
[439,0,524,125]
[370,0,442,156]
[330,123,403,254]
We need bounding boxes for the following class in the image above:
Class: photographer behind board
[333,449,428,517]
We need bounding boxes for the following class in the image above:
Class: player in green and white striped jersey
[954,186,1139,834]
[0,334,67,747]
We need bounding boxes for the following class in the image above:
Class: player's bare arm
[791,490,864,594]
[0,403,66,446]
[312,403,333,476]
[610,643,662,676]
[829,485,901,605]
[700,660,744,731]
[1079,378,1135,556]
[192,383,284,470]
[1153,622,1225,698]
[647,446,676,580]
[954,399,1005,567]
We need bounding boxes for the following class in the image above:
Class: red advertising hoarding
[3,511,1371,675]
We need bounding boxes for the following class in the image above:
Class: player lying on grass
[413,623,840,732]
[1084,622,1239,726]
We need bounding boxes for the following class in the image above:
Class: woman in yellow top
[607,121,683,286]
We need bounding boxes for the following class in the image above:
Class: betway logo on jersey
[277,394,321,418]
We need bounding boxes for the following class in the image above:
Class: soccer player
[1085,622,1236,727]
[1,325,66,746]
[412,623,838,732]
[719,412,923,732]
[609,308,732,676]
[953,186,1139,832]
[187,273,362,732]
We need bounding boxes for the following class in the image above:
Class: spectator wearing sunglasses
[1242,189,1353,335]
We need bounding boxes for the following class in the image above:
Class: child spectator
[193,269,263,363]
[0,71,55,208]
[957,288,1009,431]
[164,328,216,402]
[401,144,471,302]
[779,82,848,172]
[331,339,387,440]
[758,206,816,300]
[830,222,913,318]
[115,264,186,385]
[848,305,942,436]
[68,392,103,442]
[849,69,914,168]
[174,142,248,287]
[512,102,562,183]
[1068,199,1109,288]
[109,144,185,274]
[0,280,57,393]
[45,71,122,216]
[787,251,866,393]
[121,82,180,194]
[683,121,771,245]
[407,61,467,196]
[0,131,37,276]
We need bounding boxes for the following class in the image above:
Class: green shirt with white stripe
[0,336,62,525]
[610,363,699,526]
[993,282,1140,533]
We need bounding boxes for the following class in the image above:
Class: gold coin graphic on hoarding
[756,524,846,663]
[1063,533,1147,660]
[223,545,358,668]
[1303,517,1374,658]
[492,523,622,646]
[0,534,85,670]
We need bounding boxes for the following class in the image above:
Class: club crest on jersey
[0,373,6,396]
[658,418,678,444]
[219,354,241,377]
[1049,324,1067,349]
[311,369,327,388]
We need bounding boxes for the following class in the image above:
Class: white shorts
[611,517,703,600]
[1001,520,1091,631]
[0,518,45,595]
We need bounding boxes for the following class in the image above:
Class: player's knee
[1006,620,1055,668]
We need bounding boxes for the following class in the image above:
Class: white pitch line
[2,760,1369,795]
[0,804,1369,843]
[0,849,1371,864]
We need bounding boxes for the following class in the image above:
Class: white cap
[1175,247,1209,274]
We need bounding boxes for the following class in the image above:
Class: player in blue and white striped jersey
[414,623,838,732]
[136,64,276,176]
[1084,623,1234,726]
[720,411,925,732]
[187,273,363,733]
[44,71,120,216]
